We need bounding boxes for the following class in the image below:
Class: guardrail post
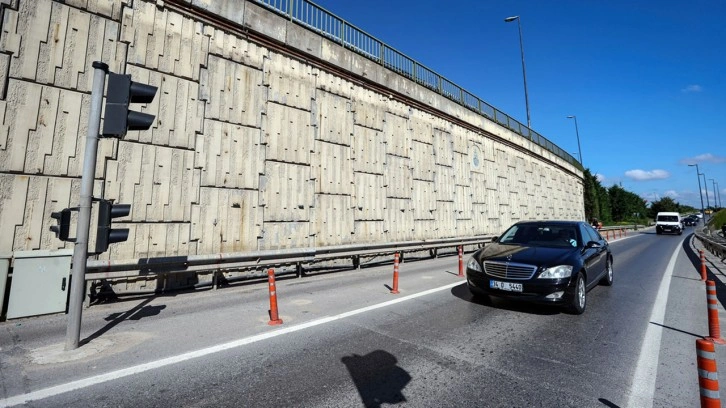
[267,269,283,325]
[390,252,400,294]
[458,245,464,277]
[696,338,721,407]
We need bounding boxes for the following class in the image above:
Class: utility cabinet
[6,250,73,320]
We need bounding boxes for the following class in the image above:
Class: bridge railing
[252,0,583,171]
[695,229,726,261]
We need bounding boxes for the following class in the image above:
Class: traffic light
[50,208,73,242]
[102,72,158,137]
[95,199,131,254]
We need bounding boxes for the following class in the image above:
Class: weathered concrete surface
[0,1,583,290]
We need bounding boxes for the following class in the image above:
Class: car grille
[483,261,537,280]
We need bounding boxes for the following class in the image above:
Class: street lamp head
[504,16,519,22]
[567,115,575,119]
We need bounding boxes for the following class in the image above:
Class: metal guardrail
[695,229,726,260]
[251,0,583,171]
[85,235,495,280]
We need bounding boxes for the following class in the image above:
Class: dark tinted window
[582,223,602,243]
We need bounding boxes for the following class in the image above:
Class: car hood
[476,243,578,267]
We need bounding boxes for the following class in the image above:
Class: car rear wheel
[600,258,613,286]
[568,273,586,315]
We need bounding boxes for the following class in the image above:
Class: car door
[579,223,607,286]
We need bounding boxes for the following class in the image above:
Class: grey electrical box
[6,249,73,320]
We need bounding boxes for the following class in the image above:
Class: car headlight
[467,257,482,272]
[538,265,573,279]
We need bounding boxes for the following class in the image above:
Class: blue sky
[310,0,725,209]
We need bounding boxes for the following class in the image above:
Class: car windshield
[657,215,679,222]
[499,224,579,248]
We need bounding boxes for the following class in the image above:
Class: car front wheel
[600,258,613,286]
[568,272,586,315]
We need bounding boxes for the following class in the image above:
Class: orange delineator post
[391,252,400,294]
[706,280,726,344]
[696,338,721,408]
[458,245,464,277]
[267,268,283,325]
[701,250,708,281]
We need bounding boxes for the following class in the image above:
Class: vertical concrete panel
[354,220,384,243]
[264,103,312,165]
[384,112,410,158]
[208,27,266,67]
[317,71,354,99]
[412,180,435,220]
[353,172,384,221]
[472,203,489,235]
[352,90,384,131]
[434,165,455,202]
[0,175,28,252]
[385,156,412,199]
[317,90,353,146]
[352,125,385,174]
[267,52,313,110]
[434,129,454,166]
[455,185,472,220]
[261,161,312,222]
[203,55,264,127]
[197,119,262,190]
[454,152,470,187]
[314,194,353,247]
[410,115,434,144]
[314,140,352,195]
[411,141,434,181]
[435,201,455,238]
[65,0,122,19]
[413,219,438,240]
[385,198,413,242]
[260,222,310,250]
[0,80,41,172]
[192,187,261,254]
[470,173,487,205]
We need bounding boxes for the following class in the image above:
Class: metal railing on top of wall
[253,0,583,171]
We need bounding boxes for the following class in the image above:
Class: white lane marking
[626,236,683,408]
[0,281,465,407]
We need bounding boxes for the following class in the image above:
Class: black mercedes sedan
[466,220,613,314]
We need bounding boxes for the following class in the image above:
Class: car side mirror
[491,236,499,243]
[585,240,601,249]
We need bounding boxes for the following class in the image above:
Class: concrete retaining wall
[0,0,584,265]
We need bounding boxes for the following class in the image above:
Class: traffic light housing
[50,208,73,242]
[95,199,131,254]
[102,72,158,137]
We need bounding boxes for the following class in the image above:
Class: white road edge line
[0,281,466,407]
[626,236,683,408]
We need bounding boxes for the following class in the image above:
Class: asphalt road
[0,228,716,407]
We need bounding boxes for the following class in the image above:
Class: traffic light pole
[65,61,108,351]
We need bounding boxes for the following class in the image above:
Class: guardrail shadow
[341,350,411,407]
[684,235,726,310]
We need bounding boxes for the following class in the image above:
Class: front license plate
[490,280,523,292]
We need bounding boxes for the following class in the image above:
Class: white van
[655,212,682,235]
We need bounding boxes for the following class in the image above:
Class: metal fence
[253,0,582,171]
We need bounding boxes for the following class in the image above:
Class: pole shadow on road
[80,297,166,346]
[341,350,411,407]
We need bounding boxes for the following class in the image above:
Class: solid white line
[0,281,465,408]
[626,236,683,408]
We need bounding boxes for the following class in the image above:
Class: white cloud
[680,153,726,164]
[663,190,679,198]
[624,169,670,181]
[682,84,703,93]
[595,173,605,182]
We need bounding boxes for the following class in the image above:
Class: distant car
[655,212,682,235]
[466,220,613,315]
[683,216,697,227]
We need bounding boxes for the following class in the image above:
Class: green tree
[649,197,680,217]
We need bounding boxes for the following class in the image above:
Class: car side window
[583,224,602,242]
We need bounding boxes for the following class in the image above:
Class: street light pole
[688,164,705,226]
[566,115,583,165]
[504,15,531,129]
[709,179,717,208]
[701,173,710,210]
[717,181,722,208]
